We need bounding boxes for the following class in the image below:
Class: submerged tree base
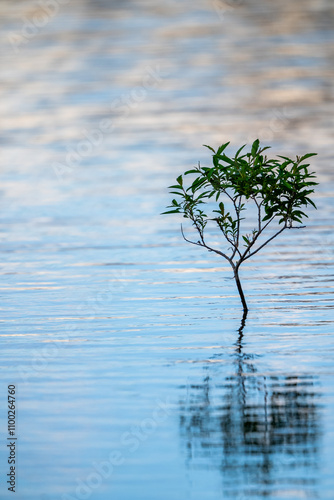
[233,267,248,315]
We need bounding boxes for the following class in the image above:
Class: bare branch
[214,219,241,258]
[180,225,232,263]
[242,224,287,263]
[239,214,276,263]
[236,196,244,257]
[180,224,204,247]
[253,197,261,232]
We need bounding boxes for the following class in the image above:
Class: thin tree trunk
[233,267,248,315]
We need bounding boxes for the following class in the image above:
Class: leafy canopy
[163,139,318,269]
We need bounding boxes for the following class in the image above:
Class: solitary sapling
[162,140,318,315]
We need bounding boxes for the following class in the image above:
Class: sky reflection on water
[0,0,334,499]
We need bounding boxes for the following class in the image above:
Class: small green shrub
[163,140,318,314]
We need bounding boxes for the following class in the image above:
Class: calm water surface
[0,1,334,499]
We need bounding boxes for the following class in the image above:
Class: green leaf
[196,191,211,199]
[216,142,230,155]
[299,153,317,162]
[277,155,292,161]
[212,156,219,168]
[207,168,217,181]
[304,197,317,208]
[161,209,181,214]
[292,210,307,218]
[215,154,234,165]
[235,144,246,158]
[184,169,199,175]
[282,180,293,190]
[176,175,183,186]
[251,139,260,157]
[203,144,216,153]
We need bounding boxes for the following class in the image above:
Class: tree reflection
[179,318,321,498]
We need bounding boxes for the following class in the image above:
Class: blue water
[0,1,334,499]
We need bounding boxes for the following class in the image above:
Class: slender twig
[215,221,241,258]
[181,225,232,263]
[238,214,276,262]
[242,224,287,262]
[230,195,242,260]
[254,197,261,232]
